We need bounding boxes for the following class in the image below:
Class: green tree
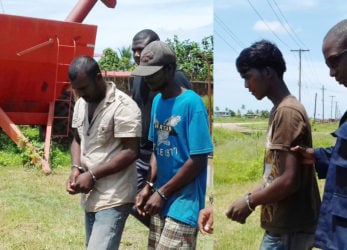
[260,110,270,118]
[229,110,236,117]
[97,36,213,82]
[117,47,135,71]
[165,35,213,81]
[98,46,136,71]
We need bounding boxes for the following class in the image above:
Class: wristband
[245,193,255,212]
[156,189,168,200]
[71,164,86,173]
[88,169,97,184]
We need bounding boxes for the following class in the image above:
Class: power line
[265,0,322,93]
[214,31,239,54]
[215,16,245,49]
[271,0,308,49]
[246,0,291,50]
[301,53,324,87]
[266,1,325,97]
[266,0,305,49]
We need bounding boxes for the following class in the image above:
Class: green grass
[0,126,213,249]
[0,166,213,249]
[0,120,338,249]
[0,168,84,249]
[214,116,268,123]
[213,119,338,249]
[213,128,264,184]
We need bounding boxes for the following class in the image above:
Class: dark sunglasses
[326,49,347,69]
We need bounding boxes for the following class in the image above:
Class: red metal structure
[0,0,116,173]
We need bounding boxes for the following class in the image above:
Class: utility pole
[330,95,335,120]
[335,101,338,119]
[291,49,309,102]
[322,85,326,121]
[314,92,317,122]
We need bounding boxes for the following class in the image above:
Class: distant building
[214,111,230,117]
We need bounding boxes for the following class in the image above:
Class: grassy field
[0,166,213,249]
[0,126,213,249]
[213,118,338,250]
[0,119,338,249]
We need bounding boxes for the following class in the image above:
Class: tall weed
[0,126,71,169]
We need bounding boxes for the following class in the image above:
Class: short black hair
[132,29,160,44]
[68,55,101,82]
[236,40,286,78]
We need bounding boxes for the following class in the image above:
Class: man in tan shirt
[66,55,141,250]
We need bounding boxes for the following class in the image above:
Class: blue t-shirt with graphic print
[148,89,213,227]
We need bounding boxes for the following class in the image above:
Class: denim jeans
[260,231,315,250]
[85,204,132,250]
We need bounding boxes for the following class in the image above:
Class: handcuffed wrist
[71,164,86,173]
[145,181,168,200]
[145,181,156,192]
[88,169,97,185]
[245,193,255,212]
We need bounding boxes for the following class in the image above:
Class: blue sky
[215,0,347,119]
[2,0,212,55]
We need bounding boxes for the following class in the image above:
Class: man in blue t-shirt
[130,29,192,227]
[132,40,213,249]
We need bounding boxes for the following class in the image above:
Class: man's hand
[73,172,95,194]
[66,168,80,195]
[290,146,316,165]
[136,185,152,216]
[143,191,165,216]
[225,197,253,224]
[198,206,214,234]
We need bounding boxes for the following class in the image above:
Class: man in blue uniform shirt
[292,19,347,250]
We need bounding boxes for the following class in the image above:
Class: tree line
[97,35,213,82]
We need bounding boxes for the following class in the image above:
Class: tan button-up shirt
[72,81,141,212]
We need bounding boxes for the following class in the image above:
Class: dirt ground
[214,122,244,131]
[213,122,250,133]
[213,121,268,134]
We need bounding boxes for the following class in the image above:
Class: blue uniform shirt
[314,111,347,249]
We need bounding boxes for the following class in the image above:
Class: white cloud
[253,20,290,35]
